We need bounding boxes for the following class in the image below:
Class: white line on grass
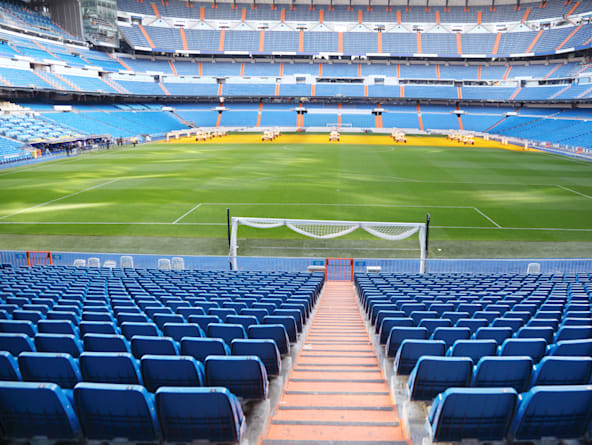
[172,203,203,224]
[557,185,592,200]
[0,178,121,220]
[432,225,592,232]
[201,202,475,209]
[472,207,502,228]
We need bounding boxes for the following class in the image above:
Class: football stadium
[1,0,592,443]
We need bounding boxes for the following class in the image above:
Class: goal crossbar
[229,216,428,273]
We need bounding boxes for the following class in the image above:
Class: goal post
[228,217,428,273]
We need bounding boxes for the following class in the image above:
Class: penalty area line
[557,185,592,200]
[172,203,203,224]
[472,207,502,228]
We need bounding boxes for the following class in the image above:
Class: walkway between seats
[260,281,409,445]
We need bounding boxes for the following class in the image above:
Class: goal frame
[228,216,428,273]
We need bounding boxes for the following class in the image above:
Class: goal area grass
[0,134,591,259]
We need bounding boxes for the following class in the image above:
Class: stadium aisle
[260,281,409,445]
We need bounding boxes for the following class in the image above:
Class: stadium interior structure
[1,0,592,444]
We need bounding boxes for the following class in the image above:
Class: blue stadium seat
[474,326,513,344]
[82,312,113,323]
[180,337,230,362]
[117,313,149,324]
[427,387,518,442]
[140,355,205,392]
[386,327,428,358]
[155,387,246,443]
[378,317,414,344]
[35,333,83,357]
[472,356,533,392]
[408,356,473,401]
[231,338,281,377]
[187,315,223,333]
[248,324,290,355]
[79,352,143,385]
[498,338,547,363]
[120,322,160,340]
[274,309,303,332]
[394,339,446,375]
[548,339,592,356]
[37,320,78,336]
[446,339,497,363]
[83,333,130,353]
[455,318,489,334]
[509,385,592,441]
[0,381,81,441]
[0,320,36,337]
[263,316,297,342]
[18,352,81,389]
[176,307,205,318]
[241,308,269,323]
[554,326,592,343]
[131,335,179,358]
[410,310,438,326]
[0,333,35,355]
[530,356,592,387]
[47,311,80,325]
[209,308,237,321]
[74,382,161,442]
[79,321,118,336]
[205,355,268,400]
[153,314,185,330]
[226,315,259,331]
[418,319,452,335]
[431,327,471,348]
[13,310,44,324]
[515,326,554,343]
[162,323,204,341]
[0,351,22,381]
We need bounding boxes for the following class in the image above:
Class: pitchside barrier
[1,250,592,274]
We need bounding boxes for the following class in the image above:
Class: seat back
[474,327,513,345]
[548,339,592,356]
[378,317,414,344]
[207,323,247,345]
[247,324,290,355]
[74,382,160,442]
[0,333,35,355]
[394,340,446,375]
[141,355,205,392]
[163,323,204,342]
[79,352,142,385]
[120,322,160,340]
[37,320,77,336]
[180,337,230,362]
[83,333,130,353]
[79,321,118,336]
[530,356,592,387]
[155,387,245,443]
[431,327,471,348]
[35,333,83,357]
[447,339,497,362]
[0,381,81,440]
[499,338,547,363]
[230,338,281,377]
[131,335,179,359]
[0,351,22,381]
[0,320,36,337]
[19,352,81,389]
[472,356,533,392]
[408,356,473,400]
[205,355,268,400]
[386,327,428,358]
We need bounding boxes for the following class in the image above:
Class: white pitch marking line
[472,207,502,228]
[172,203,203,224]
[201,203,475,209]
[432,225,592,232]
[0,178,121,220]
[557,185,592,200]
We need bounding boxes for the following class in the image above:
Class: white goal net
[229,217,428,272]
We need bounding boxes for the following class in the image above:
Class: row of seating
[405,354,592,399]
[0,381,246,443]
[427,385,592,443]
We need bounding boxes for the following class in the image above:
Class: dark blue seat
[37,320,78,336]
[408,356,473,401]
[492,317,524,332]
[18,352,81,389]
[187,315,223,333]
[240,308,268,323]
[446,339,497,362]
[515,326,554,343]
[394,340,446,375]
[0,333,35,355]
[427,387,518,442]
[79,352,142,385]
[554,326,592,343]
[117,313,149,324]
[509,385,592,441]
[79,321,118,337]
[273,309,303,332]
[120,322,160,340]
[131,335,179,359]
[263,316,297,343]
[74,382,161,442]
[153,314,185,330]
[378,317,414,345]
[0,320,36,337]
[455,318,488,334]
[0,351,21,381]
[35,333,83,357]
[207,323,247,345]
[409,311,438,326]
[530,356,592,387]
[141,355,205,392]
[472,356,533,392]
[162,323,204,341]
[441,312,470,324]
[431,327,471,348]
[562,317,592,326]
[418,319,452,335]
[231,338,281,377]
[499,338,547,363]
[180,337,230,362]
[374,310,405,333]
[386,327,428,358]
[83,333,130,353]
[473,326,513,345]
[248,324,290,355]
[205,355,268,401]
[82,312,113,323]
[13,310,44,324]
[155,387,245,443]
[472,311,500,324]
[176,307,205,318]
[0,381,81,441]
[528,318,559,329]
[226,315,259,332]
[208,308,237,321]
[46,311,80,325]
[548,339,592,356]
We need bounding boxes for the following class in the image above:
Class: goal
[228,216,429,273]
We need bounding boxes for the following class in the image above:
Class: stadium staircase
[261,281,407,444]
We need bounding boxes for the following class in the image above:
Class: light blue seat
[140,355,205,392]
[509,385,592,441]
[0,351,22,381]
[386,327,428,358]
[180,337,230,362]
[205,355,268,401]
[131,335,179,359]
[394,339,446,375]
[427,387,518,442]
[231,338,281,377]
[79,352,142,385]
[155,387,245,443]
[35,333,83,357]
[74,382,161,442]
[498,338,547,363]
[530,356,592,387]
[408,356,473,401]
[446,339,497,363]
[0,381,81,441]
[472,356,533,392]
[18,352,81,389]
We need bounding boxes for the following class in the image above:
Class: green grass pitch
[0,141,591,259]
